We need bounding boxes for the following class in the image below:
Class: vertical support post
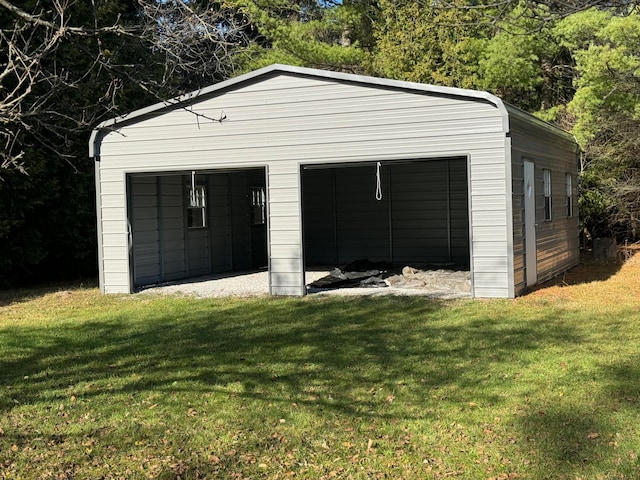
[94,160,105,293]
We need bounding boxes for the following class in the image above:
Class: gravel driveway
[139,268,472,300]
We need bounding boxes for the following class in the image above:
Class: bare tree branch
[0,0,255,171]
[0,0,137,36]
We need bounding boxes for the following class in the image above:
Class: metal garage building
[89,64,579,298]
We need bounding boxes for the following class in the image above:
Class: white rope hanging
[375,162,383,201]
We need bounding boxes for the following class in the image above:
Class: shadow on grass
[601,354,640,406]
[518,408,611,474]
[510,309,640,479]
[2,295,636,477]
[530,251,623,292]
[0,297,580,416]
[513,359,640,479]
[0,278,98,307]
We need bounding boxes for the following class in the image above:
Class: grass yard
[1,255,640,479]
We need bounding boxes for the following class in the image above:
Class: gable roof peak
[90,63,513,158]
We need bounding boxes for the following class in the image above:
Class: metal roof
[89,63,573,158]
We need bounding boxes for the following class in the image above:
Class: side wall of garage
[509,112,580,295]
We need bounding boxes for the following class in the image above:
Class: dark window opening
[543,169,552,221]
[250,186,266,225]
[187,185,207,228]
[565,173,573,218]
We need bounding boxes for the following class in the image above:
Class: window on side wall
[187,185,207,228]
[565,173,573,218]
[250,186,266,225]
[543,169,552,221]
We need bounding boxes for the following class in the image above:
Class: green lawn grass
[1,261,640,479]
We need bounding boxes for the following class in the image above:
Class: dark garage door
[129,169,267,288]
[302,158,470,268]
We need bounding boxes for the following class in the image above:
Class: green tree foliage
[371,2,574,110]
[0,0,146,286]
[557,9,640,239]
[476,6,574,111]
[0,0,368,286]
[135,0,261,90]
[0,154,97,285]
[371,1,487,88]
[231,0,369,72]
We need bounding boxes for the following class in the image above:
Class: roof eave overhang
[504,103,577,144]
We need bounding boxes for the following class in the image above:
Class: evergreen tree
[557,9,640,239]
[229,0,370,72]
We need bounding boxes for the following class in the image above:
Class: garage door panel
[303,158,470,268]
[391,159,469,266]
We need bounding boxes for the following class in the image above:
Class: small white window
[543,169,552,221]
[187,186,206,228]
[565,173,573,218]
[250,186,266,225]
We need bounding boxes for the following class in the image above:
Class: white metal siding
[130,175,190,287]
[268,163,304,296]
[96,72,511,296]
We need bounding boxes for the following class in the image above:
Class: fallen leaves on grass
[527,251,640,305]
